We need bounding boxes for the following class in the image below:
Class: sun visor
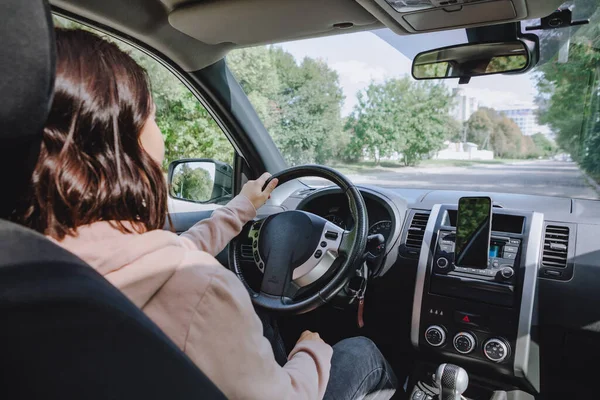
[168,0,380,46]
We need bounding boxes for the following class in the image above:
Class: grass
[331,158,520,174]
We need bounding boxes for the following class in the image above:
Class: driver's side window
[53,16,235,213]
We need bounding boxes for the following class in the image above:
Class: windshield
[228,0,600,200]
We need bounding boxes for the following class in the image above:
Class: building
[434,141,494,161]
[451,88,479,122]
[499,106,550,137]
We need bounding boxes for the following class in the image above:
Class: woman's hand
[240,172,279,210]
[296,330,326,345]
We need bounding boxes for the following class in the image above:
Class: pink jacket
[53,195,333,400]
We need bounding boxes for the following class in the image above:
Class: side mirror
[412,40,536,81]
[168,159,234,204]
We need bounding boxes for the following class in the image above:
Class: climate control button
[425,325,446,347]
[484,338,510,363]
[453,332,476,354]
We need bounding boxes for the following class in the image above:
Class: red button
[454,311,482,327]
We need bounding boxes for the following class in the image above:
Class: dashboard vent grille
[241,244,254,260]
[542,225,569,268]
[406,212,430,249]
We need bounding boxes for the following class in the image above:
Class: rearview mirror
[168,159,233,204]
[412,41,532,80]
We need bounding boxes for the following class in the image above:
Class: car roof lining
[51,0,562,72]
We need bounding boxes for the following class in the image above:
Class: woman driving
[13,28,397,400]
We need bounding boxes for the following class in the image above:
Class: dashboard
[299,192,394,240]
[277,184,600,397]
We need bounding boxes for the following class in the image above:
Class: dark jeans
[258,310,398,400]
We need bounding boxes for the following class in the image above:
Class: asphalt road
[310,161,599,200]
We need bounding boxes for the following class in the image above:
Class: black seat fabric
[0,1,225,398]
[0,0,55,218]
[0,221,226,399]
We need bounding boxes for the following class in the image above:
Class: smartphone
[455,197,492,268]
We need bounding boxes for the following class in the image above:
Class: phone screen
[455,197,492,268]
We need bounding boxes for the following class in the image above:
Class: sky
[278,28,540,116]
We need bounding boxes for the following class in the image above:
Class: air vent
[241,244,254,260]
[406,212,430,249]
[542,225,569,269]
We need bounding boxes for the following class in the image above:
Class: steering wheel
[229,165,368,314]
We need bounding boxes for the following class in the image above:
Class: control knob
[483,338,510,363]
[436,257,449,269]
[453,332,476,354]
[425,325,446,347]
[500,266,514,279]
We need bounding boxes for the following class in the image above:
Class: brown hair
[13,28,167,239]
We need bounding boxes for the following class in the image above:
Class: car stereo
[434,230,520,283]
[411,203,543,392]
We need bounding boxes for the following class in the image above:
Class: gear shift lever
[435,363,469,400]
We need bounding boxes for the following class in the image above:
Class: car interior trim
[514,211,543,389]
[411,203,442,348]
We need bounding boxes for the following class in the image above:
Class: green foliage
[487,55,527,73]
[535,4,600,174]
[531,133,558,157]
[345,77,455,166]
[413,62,449,78]
[228,47,346,165]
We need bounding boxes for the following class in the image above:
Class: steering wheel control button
[500,267,514,279]
[314,250,323,259]
[253,251,260,262]
[320,241,327,248]
[453,332,476,354]
[324,231,339,240]
[484,338,509,363]
[258,262,264,271]
[425,325,446,347]
[436,257,449,269]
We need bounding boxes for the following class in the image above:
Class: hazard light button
[454,311,484,327]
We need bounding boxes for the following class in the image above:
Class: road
[307,161,599,200]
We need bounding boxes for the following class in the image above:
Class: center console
[411,204,544,394]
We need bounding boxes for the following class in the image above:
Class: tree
[466,108,542,158]
[531,133,558,158]
[228,46,346,165]
[465,108,497,149]
[535,4,600,167]
[345,77,455,166]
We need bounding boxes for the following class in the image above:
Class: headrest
[0,0,55,217]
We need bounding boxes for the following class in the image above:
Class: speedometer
[368,220,392,239]
[325,214,346,229]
